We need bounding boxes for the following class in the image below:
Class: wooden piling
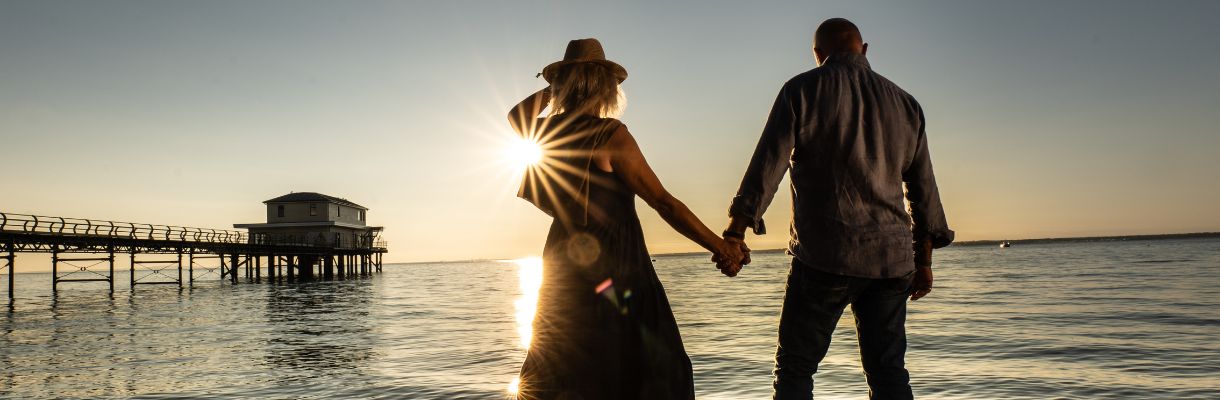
[229,253,238,284]
[188,250,195,284]
[51,245,58,292]
[108,245,115,293]
[4,240,14,299]
[129,251,136,288]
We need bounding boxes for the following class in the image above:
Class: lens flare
[507,377,521,395]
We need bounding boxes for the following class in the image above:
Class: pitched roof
[264,192,368,210]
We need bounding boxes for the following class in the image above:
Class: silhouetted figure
[722,19,954,399]
[508,38,745,399]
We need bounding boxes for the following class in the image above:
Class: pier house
[0,193,387,297]
[234,192,383,249]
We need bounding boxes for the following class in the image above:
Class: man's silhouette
[723,18,954,400]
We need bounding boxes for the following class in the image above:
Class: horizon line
[388,231,1220,266]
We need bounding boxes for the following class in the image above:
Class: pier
[0,211,387,299]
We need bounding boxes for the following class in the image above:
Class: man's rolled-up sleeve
[729,85,797,235]
[903,109,954,248]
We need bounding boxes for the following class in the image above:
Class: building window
[336,205,341,218]
[310,204,317,216]
[359,210,365,221]
[277,205,284,218]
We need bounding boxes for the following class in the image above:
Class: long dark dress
[516,115,695,399]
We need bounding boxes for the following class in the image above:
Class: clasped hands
[711,236,751,277]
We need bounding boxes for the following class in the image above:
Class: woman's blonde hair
[548,63,626,118]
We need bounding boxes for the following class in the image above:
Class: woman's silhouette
[508,38,745,399]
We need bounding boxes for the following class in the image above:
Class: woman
[507,38,746,399]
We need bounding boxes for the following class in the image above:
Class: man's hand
[713,236,751,277]
[910,238,933,300]
[715,258,741,277]
[724,236,751,267]
[710,238,744,277]
[715,217,754,277]
[910,266,933,301]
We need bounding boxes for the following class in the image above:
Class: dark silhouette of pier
[0,212,387,298]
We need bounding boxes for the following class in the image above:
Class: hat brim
[541,59,627,83]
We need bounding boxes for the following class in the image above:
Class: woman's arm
[604,125,744,274]
[508,87,551,137]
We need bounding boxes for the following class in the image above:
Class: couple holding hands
[508,18,953,400]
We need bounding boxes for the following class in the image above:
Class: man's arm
[902,106,954,250]
[726,84,798,238]
[904,106,953,300]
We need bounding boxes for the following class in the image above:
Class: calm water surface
[2,238,1219,399]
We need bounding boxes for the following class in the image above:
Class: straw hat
[540,38,627,83]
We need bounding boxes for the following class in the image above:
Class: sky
[2,0,1219,265]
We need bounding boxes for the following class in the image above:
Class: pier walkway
[0,212,387,298]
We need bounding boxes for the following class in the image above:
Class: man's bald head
[813,18,867,65]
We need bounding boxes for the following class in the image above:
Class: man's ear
[813,47,826,66]
[862,43,869,56]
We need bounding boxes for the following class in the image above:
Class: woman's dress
[516,115,695,399]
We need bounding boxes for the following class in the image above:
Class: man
[721,18,954,399]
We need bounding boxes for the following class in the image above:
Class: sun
[507,138,544,168]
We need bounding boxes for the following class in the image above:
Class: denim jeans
[773,259,915,400]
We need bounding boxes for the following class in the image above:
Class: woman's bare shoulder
[602,122,638,152]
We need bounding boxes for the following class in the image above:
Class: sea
[1,237,1218,399]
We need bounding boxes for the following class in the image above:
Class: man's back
[725,18,952,399]
[729,52,952,278]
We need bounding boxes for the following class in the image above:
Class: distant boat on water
[1000,241,1012,248]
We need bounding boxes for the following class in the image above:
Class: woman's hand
[507,86,553,136]
[724,236,751,266]
[710,238,745,277]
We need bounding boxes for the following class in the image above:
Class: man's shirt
[730,53,953,278]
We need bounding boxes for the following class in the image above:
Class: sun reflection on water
[513,256,544,349]
[508,257,543,396]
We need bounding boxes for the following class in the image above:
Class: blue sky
[3,1,1219,263]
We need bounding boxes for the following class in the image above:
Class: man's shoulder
[867,69,920,106]
[781,65,921,107]
[775,67,828,98]
[786,67,824,85]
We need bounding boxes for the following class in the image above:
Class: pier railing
[1,212,249,243]
[0,212,386,250]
